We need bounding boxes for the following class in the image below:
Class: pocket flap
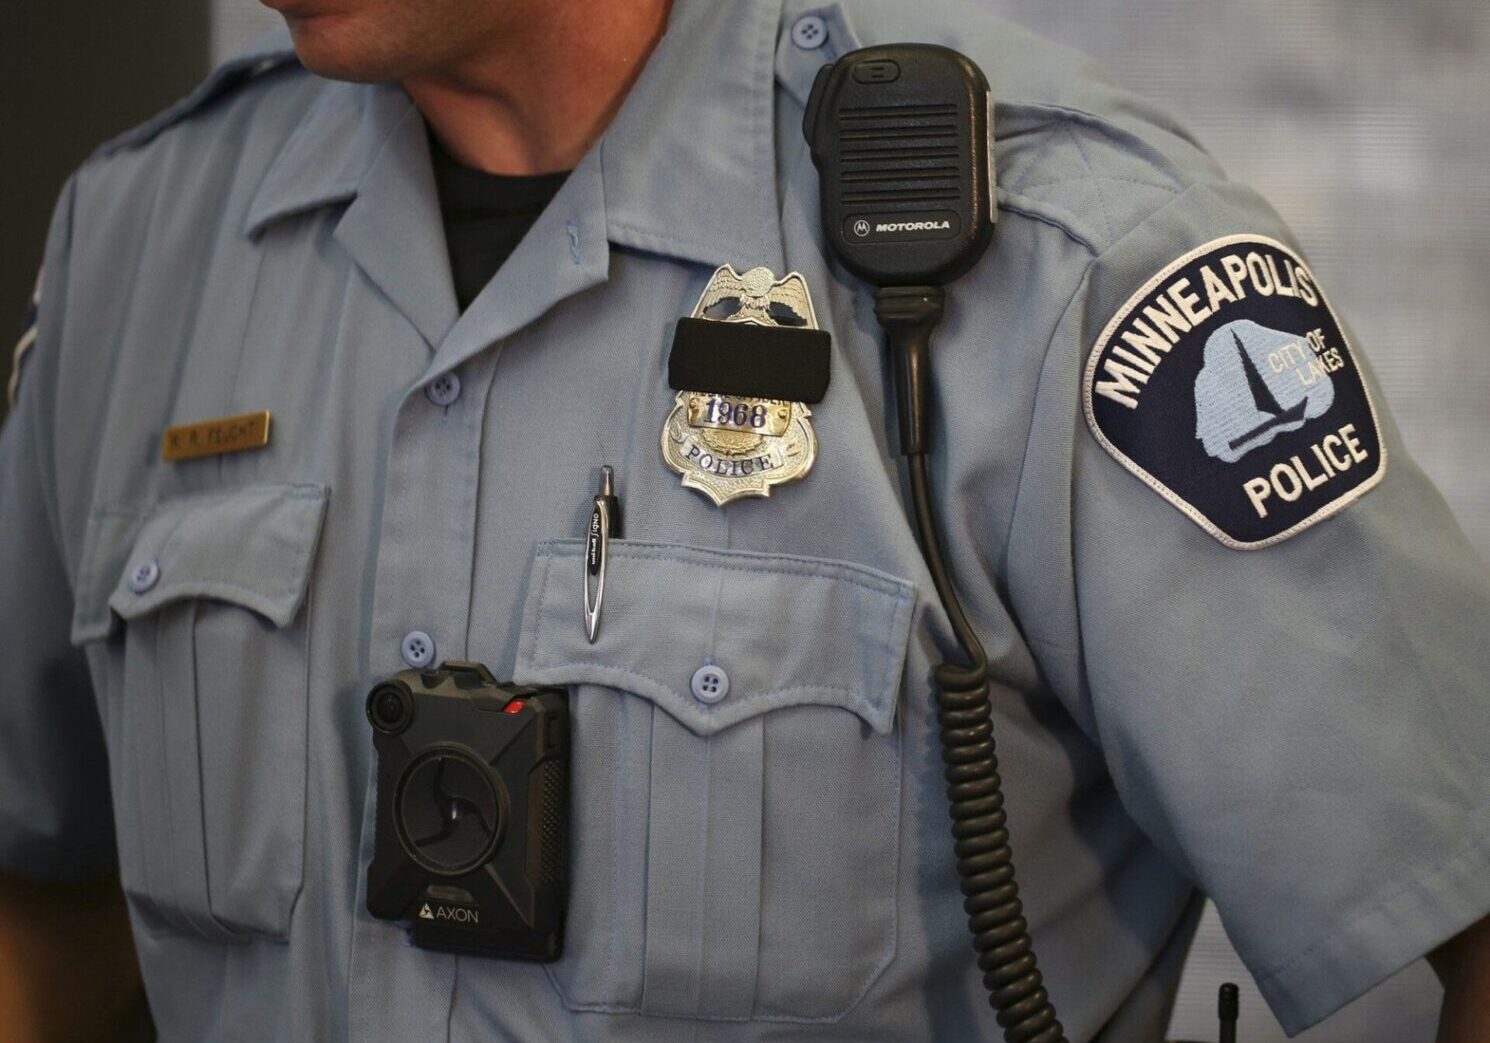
[72,483,329,644]
[515,539,917,736]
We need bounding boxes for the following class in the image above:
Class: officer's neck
[404,0,673,176]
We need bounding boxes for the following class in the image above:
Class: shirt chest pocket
[71,483,328,942]
[514,539,916,1023]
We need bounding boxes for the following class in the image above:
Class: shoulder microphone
[803,43,995,288]
[804,44,995,457]
[806,46,1068,1043]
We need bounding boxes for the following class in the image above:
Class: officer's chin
[279,16,417,85]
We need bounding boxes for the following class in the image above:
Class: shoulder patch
[7,269,40,409]
[1084,235,1385,549]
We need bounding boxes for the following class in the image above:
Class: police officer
[3,1,1489,1040]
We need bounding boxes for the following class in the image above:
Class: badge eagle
[661,265,820,506]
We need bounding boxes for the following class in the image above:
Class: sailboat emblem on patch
[1084,235,1385,549]
[1196,320,1335,463]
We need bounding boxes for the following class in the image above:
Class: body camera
[365,661,569,960]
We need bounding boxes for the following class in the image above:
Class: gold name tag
[162,410,272,462]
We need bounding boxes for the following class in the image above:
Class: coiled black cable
[877,287,1066,1043]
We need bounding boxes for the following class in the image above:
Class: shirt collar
[599,0,787,274]
[246,0,794,276]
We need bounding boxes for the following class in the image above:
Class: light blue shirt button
[690,664,729,704]
[791,14,828,50]
[128,558,160,594]
[425,371,462,407]
[401,630,436,669]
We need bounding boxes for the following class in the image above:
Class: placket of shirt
[344,125,609,1043]
[346,358,496,1043]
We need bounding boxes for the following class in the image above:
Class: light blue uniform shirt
[3,1,1488,1039]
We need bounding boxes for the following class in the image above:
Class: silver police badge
[662,265,821,506]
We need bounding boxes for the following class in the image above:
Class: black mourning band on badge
[668,318,831,403]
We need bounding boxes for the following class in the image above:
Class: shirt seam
[999,255,1099,569]
[533,539,914,600]
[1255,804,1490,994]
[1014,172,1188,195]
[999,99,1205,191]
[1066,120,1116,245]
[996,198,1101,256]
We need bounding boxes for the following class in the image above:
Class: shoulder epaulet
[96,29,300,159]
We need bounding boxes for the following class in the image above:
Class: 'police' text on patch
[1083,235,1386,549]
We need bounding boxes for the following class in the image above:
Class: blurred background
[3,1,1486,1039]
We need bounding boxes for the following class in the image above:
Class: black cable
[1218,983,1239,1043]
[877,287,1066,1043]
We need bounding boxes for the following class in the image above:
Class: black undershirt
[428,130,570,311]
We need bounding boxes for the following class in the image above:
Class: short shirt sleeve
[1013,177,1490,1033]
[0,177,117,882]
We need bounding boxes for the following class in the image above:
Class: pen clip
[584,467,617,643]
